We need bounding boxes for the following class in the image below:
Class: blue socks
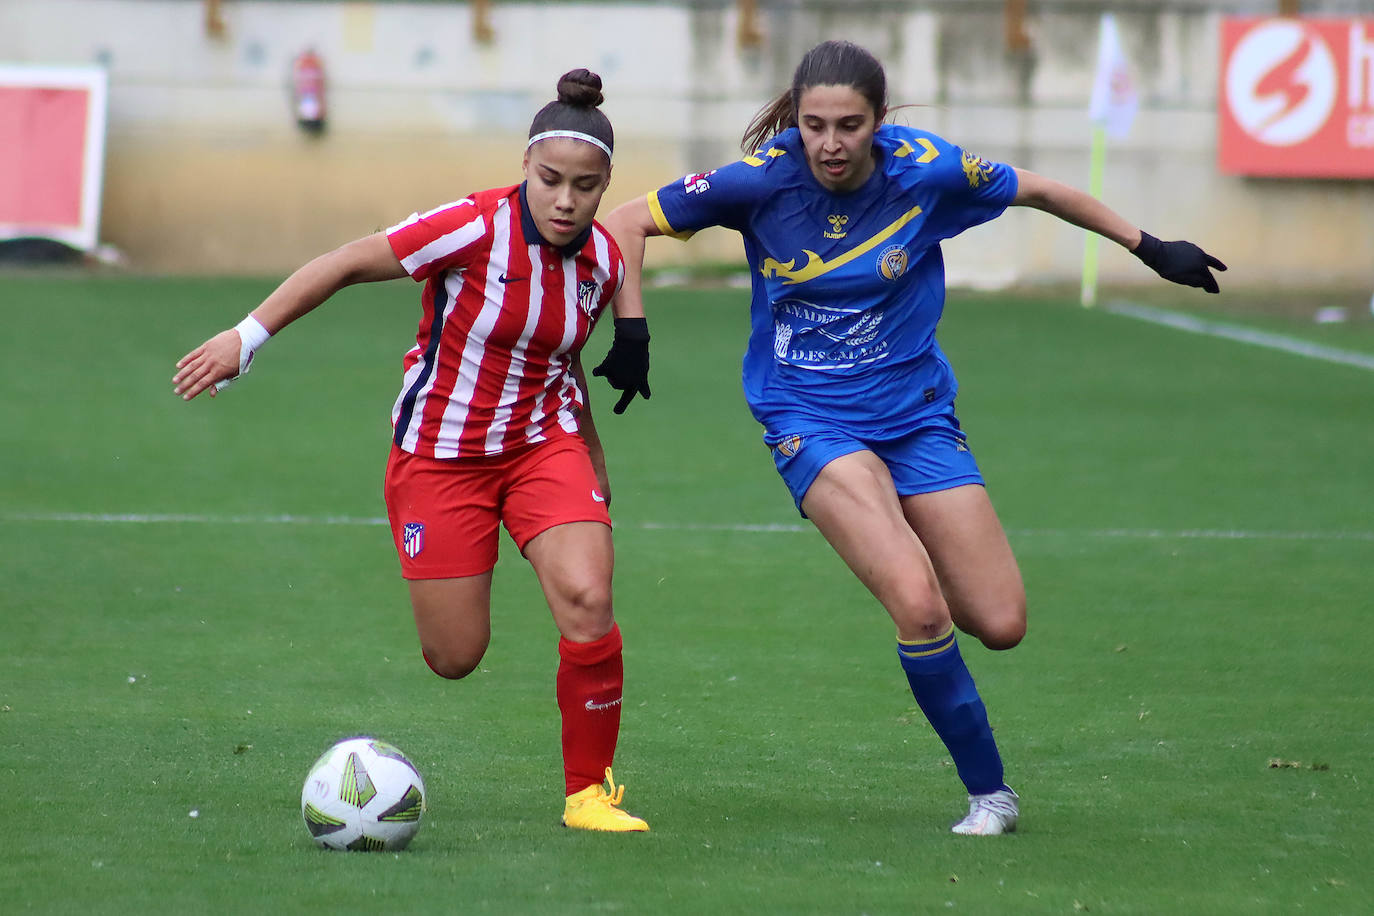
[897,627,1006,796]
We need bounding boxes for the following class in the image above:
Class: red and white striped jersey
[385,184,624,458]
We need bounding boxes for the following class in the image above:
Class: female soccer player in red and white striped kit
[173,70,648,832]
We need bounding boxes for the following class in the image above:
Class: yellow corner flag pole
[1083,11,1135,308]
[1080,124,1107,308]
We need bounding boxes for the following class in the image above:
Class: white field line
[2,511,1372,541]
[1104,301,1374,372]
[0,512,388,526]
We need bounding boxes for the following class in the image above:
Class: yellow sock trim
[897,625,957,658]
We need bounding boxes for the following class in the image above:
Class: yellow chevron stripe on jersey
[743,147,788,167]
[646,190,695,241]
[759,203,924,285]
[892,137,940,163]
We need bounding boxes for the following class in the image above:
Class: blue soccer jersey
[648,124,1017,439]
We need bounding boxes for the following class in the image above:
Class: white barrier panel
[0,65,108,251]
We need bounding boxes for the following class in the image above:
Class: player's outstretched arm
[1011,168,1226,293]
[594,196,663,414]
[173,232,406,401]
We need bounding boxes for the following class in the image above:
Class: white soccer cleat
[950,787,1019,836]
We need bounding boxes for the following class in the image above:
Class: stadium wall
[2,0,1371,288]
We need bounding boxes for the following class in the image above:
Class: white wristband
[234,314,271,371]
[215,314,272,391]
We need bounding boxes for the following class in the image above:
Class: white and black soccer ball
[301,736,426,851]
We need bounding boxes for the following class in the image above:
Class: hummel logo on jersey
[824,214,849,239]
[584,696,622,711]
[591,489,606,503]
[498,273,525,283]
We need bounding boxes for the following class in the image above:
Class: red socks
[556,623,624,796]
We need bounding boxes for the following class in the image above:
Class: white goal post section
[0,64,109,251]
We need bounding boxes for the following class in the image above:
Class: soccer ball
[300,736,427,851]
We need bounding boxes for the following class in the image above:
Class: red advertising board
[1219,17,1374,178]
[0,87,89,227]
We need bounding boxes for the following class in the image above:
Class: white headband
[526,130,612,160]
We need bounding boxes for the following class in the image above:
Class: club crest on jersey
[877,244,909,281]
[402,522,425,558]
[775,435,803,458]
[683,170,717,194]
[577,279,599,315]
[962,150,993,188]
[824,214,849,239]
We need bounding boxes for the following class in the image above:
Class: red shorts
[383,435,611,579]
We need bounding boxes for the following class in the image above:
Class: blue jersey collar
[518,181,592,257]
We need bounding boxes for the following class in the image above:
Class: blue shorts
[766,415,984,515]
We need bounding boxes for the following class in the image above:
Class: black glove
[592,317,651,415]
[1132,231,1227,294]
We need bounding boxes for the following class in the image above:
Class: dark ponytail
[528,68,614,158]
[740,40,888,152]
[741,90,794,155]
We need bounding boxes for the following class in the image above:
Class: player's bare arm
[173,232,405,400]
[1011,168,1225,292]
[591,197,659,413]
[1010,168,1141,250]
[570,355,611,505]
[602,196,660,320]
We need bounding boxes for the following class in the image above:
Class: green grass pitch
[1,272,1370,914]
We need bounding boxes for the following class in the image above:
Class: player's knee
[573,577,613,614]
[975,613,1026,651]
[552,579,614,642]
[890,583,951,641]
[421,645,485,680]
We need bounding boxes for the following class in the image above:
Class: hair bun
[556,69,604,108]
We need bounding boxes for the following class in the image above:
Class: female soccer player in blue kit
[594,40,1225,835]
